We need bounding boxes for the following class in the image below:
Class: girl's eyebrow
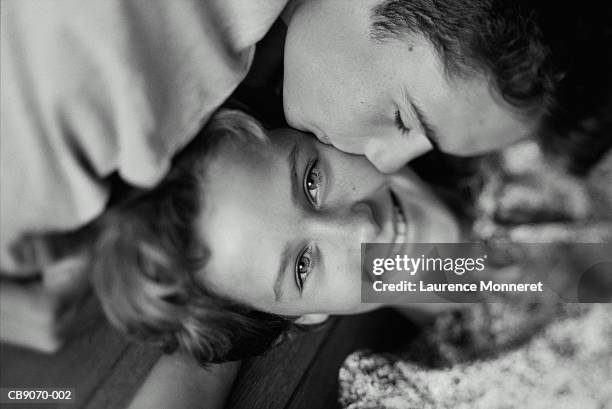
[288,142,300,205]
[274,245,291,302]
[273,142,301,303]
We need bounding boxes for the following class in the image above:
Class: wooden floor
[0,319,161,409]
[1,308,417,409]
[227,308,418,409]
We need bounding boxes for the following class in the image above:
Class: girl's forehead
[216,127,293,159]
[196,160,298,312]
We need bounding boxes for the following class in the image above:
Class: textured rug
[339,141,612,409]
[339,305,611,409]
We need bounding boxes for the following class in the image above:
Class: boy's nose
[364,131,432,173]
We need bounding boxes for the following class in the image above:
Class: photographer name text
[372,280,544,293]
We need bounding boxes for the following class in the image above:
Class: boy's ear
[295,313,329,325]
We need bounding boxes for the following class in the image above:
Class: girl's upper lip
[371,186,409,244]
[389,188,408,242]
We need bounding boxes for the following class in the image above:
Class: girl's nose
[302,201,381,244]
[337,201,380,243]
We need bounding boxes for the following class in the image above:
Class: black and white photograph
[1,1,611,408]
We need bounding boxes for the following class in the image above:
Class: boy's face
[282,0,541,173]
[196,128,459,317]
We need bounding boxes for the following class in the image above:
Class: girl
[91,108,461,365]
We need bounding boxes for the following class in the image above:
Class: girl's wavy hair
[91,109,295,364]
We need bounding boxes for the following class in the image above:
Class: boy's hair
[370,0,555,116]
[91,109,294,364]
[371,0,612,174]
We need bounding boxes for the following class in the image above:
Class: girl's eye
[304,160,323,207]
[295,245,314,292]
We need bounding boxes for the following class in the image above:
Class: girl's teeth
[397,218,406,235]
[393,205,407,242]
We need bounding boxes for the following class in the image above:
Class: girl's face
[197,128,459,318]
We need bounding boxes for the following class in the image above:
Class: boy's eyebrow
[411,101,441,150]
[404,93,441,150]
